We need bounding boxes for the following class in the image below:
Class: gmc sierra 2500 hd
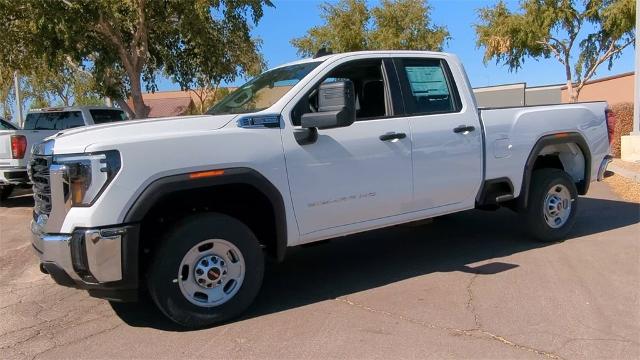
[30,51,613,328]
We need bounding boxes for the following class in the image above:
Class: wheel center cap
[207,268,221,281]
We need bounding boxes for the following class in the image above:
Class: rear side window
[89,109,127,124]
[396,58,461,115]
[0,119,17,130]
[23,111,84,130]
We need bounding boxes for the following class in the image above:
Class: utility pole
[634,0,639,136]
[13,71,23,127]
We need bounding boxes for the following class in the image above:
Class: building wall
[525,86,562,105]
[473,83,525,107]
[562,72,634,104]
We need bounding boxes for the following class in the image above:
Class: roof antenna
[313,47,332,59]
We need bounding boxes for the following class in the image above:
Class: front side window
[207,62,322,115]
[24,111,84,130]
[397,58,461,115]
[291,58,390,125]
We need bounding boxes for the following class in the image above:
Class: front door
[281,58,413,237]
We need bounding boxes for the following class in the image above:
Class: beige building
[129,86,294,118]
[561,72,634,105]
[473,83,526,107]
[473,71,635,108]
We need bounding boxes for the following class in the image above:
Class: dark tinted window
[24,111,84,130]
[397,58,461,115]
[89,109,127,124]
[0,119,17,130]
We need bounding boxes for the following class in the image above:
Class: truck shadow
[101,196,640,331]
[1,189,34,208]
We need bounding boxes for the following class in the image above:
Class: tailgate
[0,130,55,164]
[0,131,13,160]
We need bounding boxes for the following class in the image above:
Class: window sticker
[405,66,449,96]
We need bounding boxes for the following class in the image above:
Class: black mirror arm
[294,127,318,145]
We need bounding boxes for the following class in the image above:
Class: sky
[156,0,636,91]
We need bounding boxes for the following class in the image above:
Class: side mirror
[301,80,355,130]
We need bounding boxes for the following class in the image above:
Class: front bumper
[31,221,140,302]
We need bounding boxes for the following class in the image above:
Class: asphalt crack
[335,297,564,360]
[465,272,482,330]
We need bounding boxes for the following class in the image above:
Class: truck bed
[479,101,610,198]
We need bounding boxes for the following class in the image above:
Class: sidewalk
[608,159,640,183]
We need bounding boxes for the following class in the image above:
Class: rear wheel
[0,185,14,202]
[522,169,578,242]
[147,213,264,328]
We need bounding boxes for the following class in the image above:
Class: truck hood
[50,114,238,153]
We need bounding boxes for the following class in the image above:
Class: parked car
[0,106,128,201]
[30,51,613,327]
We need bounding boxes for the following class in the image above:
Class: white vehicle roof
[272,50,452,69]
[28,106,124,114]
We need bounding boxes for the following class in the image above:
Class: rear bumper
[31,221,140,302]
[0,167,29,185]
[597,155,614,181]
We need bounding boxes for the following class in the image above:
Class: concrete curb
[608,163,640,183]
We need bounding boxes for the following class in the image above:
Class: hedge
[610,102,634,158]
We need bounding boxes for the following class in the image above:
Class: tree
[370,0,448,51]
[175,36,265,114]
[24,66,103,108]
[476,0,636,102]
[0,69,14,121]
[189,85,231,115]
[0,0,272,118]
[291,0,449,57]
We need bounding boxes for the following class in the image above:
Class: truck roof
[28,106,124,114]
[274,50,453,69]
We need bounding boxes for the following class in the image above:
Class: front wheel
[522,169,578,242]
[147,213,264,328]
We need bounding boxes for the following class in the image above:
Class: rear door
[394,57,483,212]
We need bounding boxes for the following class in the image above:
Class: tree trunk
[128,71,147,118]
[566,80,578,103]
[564,62,578,103]
[115,99,135,119]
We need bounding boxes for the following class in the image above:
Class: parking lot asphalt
[1,182,639,360]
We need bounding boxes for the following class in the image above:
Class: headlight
[53,150,121,206]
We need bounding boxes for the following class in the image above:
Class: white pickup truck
[30,51,613,328]
[0,106,128,201]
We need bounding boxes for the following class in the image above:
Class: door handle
[453,125,475,134]
[379,132,407,141]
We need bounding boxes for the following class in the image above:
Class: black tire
[0,185,14,202]
[147,213,264,328]
[522,168,578,242]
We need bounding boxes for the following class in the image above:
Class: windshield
[207,61,322,115]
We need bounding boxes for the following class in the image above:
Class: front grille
[30,155,52,215]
